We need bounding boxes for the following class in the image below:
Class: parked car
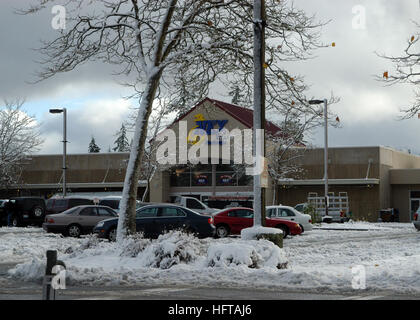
[1,197,46,227]
[43,205,118,237]
[413,208,420,231]
[98,196,145,212]
[93,204,216,241]
[0,199,9,225]
[173,196,218,215]
[266,205,313,233]
[46,196,94,215]
[213,207,302,238]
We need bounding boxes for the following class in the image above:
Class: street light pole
[49,108,67,197]
[309,99,329,217]
[323,99,328,217]
[62,108,67,197]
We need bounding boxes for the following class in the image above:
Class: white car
[266,205,313,232]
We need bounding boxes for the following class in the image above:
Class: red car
[213,207,302,238]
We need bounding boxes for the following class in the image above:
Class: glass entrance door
[410,199,420,221]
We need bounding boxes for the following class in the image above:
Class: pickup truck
[173,196,218,215]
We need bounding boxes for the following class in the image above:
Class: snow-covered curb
[241,226,283,240]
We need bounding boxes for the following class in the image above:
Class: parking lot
[1,222,420,299]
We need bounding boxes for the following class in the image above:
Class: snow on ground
[2,222,420,294]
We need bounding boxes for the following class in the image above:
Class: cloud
[3,0,420,155]
[39,98,134,154]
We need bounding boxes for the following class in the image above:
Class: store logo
[187,114,229,145]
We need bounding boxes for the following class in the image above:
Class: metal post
[253,0,266,227]
[63,108,67,197]
[42,250,57,300]
[323,99,328,217]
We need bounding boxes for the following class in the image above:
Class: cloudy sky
[1,0,420,155]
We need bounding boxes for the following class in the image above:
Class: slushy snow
[2,222,420,294]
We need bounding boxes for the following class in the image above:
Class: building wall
[295,146,380,180]
[277,185,379,221]
[379,147,420,213]
[21,152,130,184]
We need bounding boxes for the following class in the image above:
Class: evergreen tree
[88,136,100,153]
[113,124,130,152]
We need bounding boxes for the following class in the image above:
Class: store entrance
[410,198,420,221]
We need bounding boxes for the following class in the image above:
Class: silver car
[43,205,118,237]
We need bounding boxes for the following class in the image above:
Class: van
[46,196,94,215]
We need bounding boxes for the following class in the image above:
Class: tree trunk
[116,73,162,242]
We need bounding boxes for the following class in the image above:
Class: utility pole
[253,0,267,227]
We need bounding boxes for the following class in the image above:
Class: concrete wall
[379,147,420,211]
[21,152,130,184]
[295,146,380,180]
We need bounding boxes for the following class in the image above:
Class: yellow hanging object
[263,62,269,68]
[383,71,389,79]
[331,42,336,47]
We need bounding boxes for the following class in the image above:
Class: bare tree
[21,0,328,241]
[377,30,420,119]
[0,99,43,189]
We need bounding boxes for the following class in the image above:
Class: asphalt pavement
[1,262,420,300]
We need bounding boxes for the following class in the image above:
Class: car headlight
[96,221,105,228]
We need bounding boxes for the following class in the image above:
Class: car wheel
[216,225,230,238]
[277,225,289,238]
[12,217,20,227]
[108,228,117,242]
[67,224,82,238]
[32,206,44,218]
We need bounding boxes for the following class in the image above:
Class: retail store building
[4,98,420,222]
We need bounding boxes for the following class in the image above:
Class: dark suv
[46,197,95,215]
[1,197,46,227]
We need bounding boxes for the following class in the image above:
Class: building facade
[4,98,420,222]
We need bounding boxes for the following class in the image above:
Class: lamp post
[309,99,329,217]
[253,0,267,227]
[49,108,67,197]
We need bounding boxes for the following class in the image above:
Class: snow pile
[8,258,45,282]
[8,230,288,285]
[128,231,206,269]
[207,240,287,269]
[241,226,283,240]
